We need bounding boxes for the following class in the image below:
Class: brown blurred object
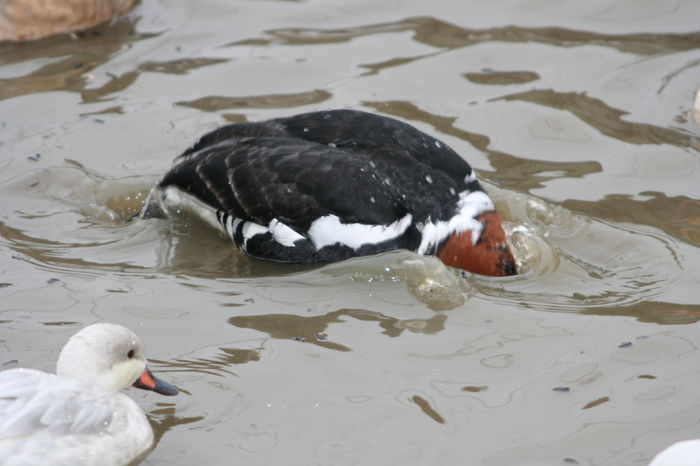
[0,0,136,42]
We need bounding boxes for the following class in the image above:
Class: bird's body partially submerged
[142,109,517,277]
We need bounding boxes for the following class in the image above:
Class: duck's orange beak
[133,368,179,396]
[438,211,518,277]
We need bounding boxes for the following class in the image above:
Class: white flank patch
[416,190,494,254]
[241,219,304,249]
[241,222,268,248]
[154,186,305,249]
[226,217,242,239]
[308,214,413,250]
[268,219,305,247]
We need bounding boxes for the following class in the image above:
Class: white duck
[0,323,178,466]
[649,439,700,466]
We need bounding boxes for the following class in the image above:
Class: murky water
[1,1,700,465]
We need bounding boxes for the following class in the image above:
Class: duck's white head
[56,323,178,395]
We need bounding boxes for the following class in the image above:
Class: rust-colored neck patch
[437,211,517,276]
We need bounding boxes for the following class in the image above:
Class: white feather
[241,222,268,249]
[268,219,304,247]
[308,213,413,250]
[416,190,493,254]
[650,439,700,466]
[0,324,170,466]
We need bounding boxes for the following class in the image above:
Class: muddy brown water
[1,1,700,465]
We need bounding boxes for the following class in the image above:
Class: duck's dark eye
[127,349,135,359]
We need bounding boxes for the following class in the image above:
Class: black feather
[146,109,487,264]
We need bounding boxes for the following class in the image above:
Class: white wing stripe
[269,219,304,247]
[308,214,413,250]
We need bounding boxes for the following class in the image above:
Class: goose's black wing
[180,110,475,188]
[150,110,485,263]
[161,137,411,231]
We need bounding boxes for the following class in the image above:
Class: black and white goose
[141,109,518,277]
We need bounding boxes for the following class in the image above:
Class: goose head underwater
[141,109,518,277]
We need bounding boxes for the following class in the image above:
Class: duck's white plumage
[0,323,178,466]
[649,439,700,466]
[0,370,151,465]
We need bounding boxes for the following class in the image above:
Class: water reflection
[563,192,700,248]
[149,404,203,450]
[229,17,700,56]
[464,70,540,85]
[410,394,446,424]
[363,99,605,191]
[0,17,230,106]
[138,57,229,75]
[480,150,602,192]
[0,19,159,101]
[177,89,332,112]
[499,89,694,147]
[229,309,448,351]
[360,55,434,77]
[581,301,700,325]
[149,345,261,378]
